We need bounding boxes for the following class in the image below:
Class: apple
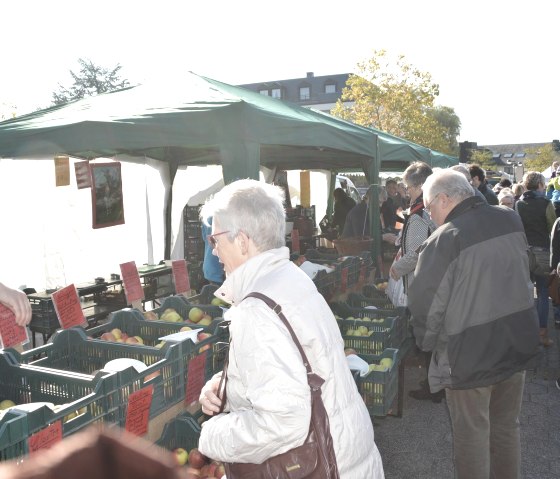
[161,308,182,322]
[0,399,16,410]
[125,336,140,344]
[188,307,204,323]
[197,332,212,352]
[134,336,144,344]
[180,326,192,332]
[173,447,189,466]
[344,348,358,356]
[100,332,116,342]
[155,341,166,349]
[121,333,129,341]
[198,315,212,326]
[188,448,208,469]
[185,468,202,478]
[380,358,394,369]
[362,316,372,322]
[110,328,122,340]
[143,310,159,321]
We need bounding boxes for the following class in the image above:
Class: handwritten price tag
[120,261,145,304]
[172,260,190,294]
[185,352,207,405]
[291,229,300,254]
[0,304,29,348]
[125,384,154,436]
[51,285,87,329]
[28,421,63,455]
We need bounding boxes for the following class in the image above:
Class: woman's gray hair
[498,187,514,202]
[200,179,286,252]
[403,161,433,188]
[423,169,474,203]
[523,171,545,191]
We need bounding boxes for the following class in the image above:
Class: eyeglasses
[207,231,230,248]
[424,194,440,214]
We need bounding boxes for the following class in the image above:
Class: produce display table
[28,266,175,346]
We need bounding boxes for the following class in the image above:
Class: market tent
[0,72,379,184]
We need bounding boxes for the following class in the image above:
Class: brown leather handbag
[218,292,340,479]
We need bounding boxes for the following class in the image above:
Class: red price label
[52,285,87,329]
[185,352,207,405]
[125,384,154,436]
[291,229,300,254]
[120,261,145,304]
[359,265,366,284]
[28,421,63,455]
[172,260,190,294]
[0,304,29,348]
[341,267,349,292]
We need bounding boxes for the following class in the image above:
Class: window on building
[259,89,269,96]
[271,88,281,99]
[325,84,336,94]
[299,86,310,100]
[492,153,501,160]
[515,153,526,158]
[503,153,513,158]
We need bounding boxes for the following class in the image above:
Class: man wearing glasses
[408,169,539,479]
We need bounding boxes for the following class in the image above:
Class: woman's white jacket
[198,247,384,478]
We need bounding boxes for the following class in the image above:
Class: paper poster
[51,284,87,329]
[120,261,145,304]
[0,303,30,348]
[125,384,154,436]
[300,170,311,208]
[291,229,300,254]
[74,161,92,189]
[28,421,63,454]
[54,155,70,187]
[91,162,125,229]
[185,352,207,405]
[172,259,190,294]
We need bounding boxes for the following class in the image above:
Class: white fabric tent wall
[0,156,167,291]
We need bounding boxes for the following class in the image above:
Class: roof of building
[238,72,350,106]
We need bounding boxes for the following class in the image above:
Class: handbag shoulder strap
[243,292,324,390]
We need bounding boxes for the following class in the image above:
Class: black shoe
[408,388,445,403]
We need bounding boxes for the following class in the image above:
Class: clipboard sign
[51,285,87,329]
[0,303,30,349]
[120,261,145,305]
[125,384,154,436]
[28,421,63,455]
[172,259,190,295]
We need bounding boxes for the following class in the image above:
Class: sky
[1,0,558,146]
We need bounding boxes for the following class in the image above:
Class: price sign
[0,304,29,348]
[172,260,190,294]
[120,261,145,304]
[54,155,70,187]
[52,285,87,329]
[359,265,367,284]
[74,161,92,189]
[28,421,63,455]
[125,384,154,436]
[185,352,207,405]
[291,229,300,254]
[341,267,349,292]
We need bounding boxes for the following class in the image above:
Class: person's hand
[199,373,225,416]
[0,283,32,327]
[389,266,399,280]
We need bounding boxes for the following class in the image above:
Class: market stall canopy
[0,72,380,183]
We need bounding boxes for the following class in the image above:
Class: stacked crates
[183,205,205,291]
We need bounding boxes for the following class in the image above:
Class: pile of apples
[376,281,389,292]
[143,307,214,326]
[99,328,145,345]
[172,446,225,478]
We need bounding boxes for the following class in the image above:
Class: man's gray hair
[200,179,286,252]
[450,164,472,182]
[423,169,475,203]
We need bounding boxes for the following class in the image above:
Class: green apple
[198,314,212,326]
[173,447,189,466]
[0,399,16,410]
[188,307,204,323]
[380,358,394,369]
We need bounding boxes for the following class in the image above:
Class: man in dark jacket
[468,164,499,205]
[408,169,539,479]
[332,188,356,236]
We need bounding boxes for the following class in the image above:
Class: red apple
[188,448,208,469]
[100,332,116,342]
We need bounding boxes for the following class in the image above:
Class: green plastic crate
[0,351,121,462]
[331,302,400,355]
[154,411,201,452]
[354,348,399,417]
[346,292,398,311]
[152,296,224,324]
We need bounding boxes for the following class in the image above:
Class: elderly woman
[516,171,557,346]
[387,162,438,402]
[497,187,515,208]
[197,179,384,478]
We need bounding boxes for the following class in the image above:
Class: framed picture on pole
[91,162,125,229]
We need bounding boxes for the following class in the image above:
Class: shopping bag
[387,275,407,307]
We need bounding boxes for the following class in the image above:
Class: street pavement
[373,313,560,479]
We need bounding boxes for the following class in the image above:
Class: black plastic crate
[155,411,201,452]
[29,298,59,335]
[184,237,205,260]
[183,205,202,222]
[184,221,201,238]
